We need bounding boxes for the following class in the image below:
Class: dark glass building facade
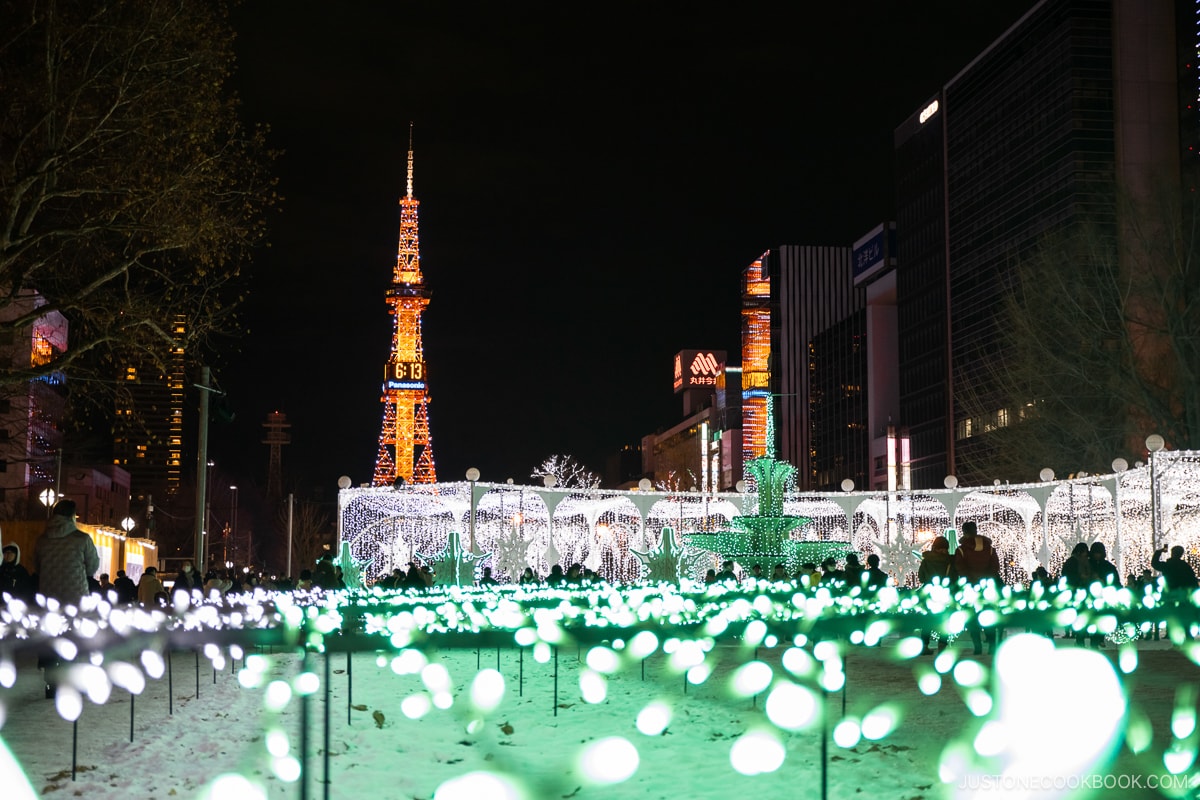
[764,246,864,490]
[893,0,1189,486]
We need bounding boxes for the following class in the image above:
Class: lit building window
[30,334,53,368]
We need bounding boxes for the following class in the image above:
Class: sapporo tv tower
[373,124,437,486]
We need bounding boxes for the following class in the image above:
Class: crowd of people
[0,502,359,613]
[4,501,1199,679]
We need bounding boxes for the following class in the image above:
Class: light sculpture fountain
[687,398,849,573]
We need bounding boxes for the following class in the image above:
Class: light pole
[193,365,214,577]
[205,461,214,530]
[334,476,352,575]
[1146,434,1165,553]
[229,485,239,566]
[1039,468,1055,568]
[636,477,652,550]
[1112,457,1128,576]
[466,468,480,554]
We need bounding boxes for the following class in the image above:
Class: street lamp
[1146,434,1165,552]
[229,485,239,565]
[38,488,57,518]
[205,460,214,533]
[1112,457,1128,576]
[466,468,481,554]
[121,516,135,535]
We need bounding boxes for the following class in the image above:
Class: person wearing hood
[917,535,953,654]
[0,542,34,602]
[34,498,99,698]
[954,521,1001,585]
[918,536,953,585]
[137,566,166,606]
[953,521,1002,656]
[34,499,99,605]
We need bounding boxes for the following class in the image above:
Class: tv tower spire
[373,123,437,486]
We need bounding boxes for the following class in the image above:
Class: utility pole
[193,366,212,575]
[287,492,294,579]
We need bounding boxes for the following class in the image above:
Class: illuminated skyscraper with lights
[373,126,437,486]
[113,314,186,502]
[740,255,771,465]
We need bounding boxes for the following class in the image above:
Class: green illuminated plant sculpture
[687,398,843,572]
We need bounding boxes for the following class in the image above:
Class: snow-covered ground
[1,632,1196,800]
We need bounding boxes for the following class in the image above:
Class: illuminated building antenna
[406,121,414,200]
[373,126,438,486]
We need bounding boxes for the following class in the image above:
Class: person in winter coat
[0,544,33,599]
[1088,543,1120,587]
[842,554,864,587]
[34,499,99,605]
[33,499,100,699]
[1061,542,1094,590]
[917,536,953,653]
[863,554,888,589]
[312,554,338,590]
[1151,545,1200,591]
[1060,542,1095,644]
[1078,542,1121,647]
[918,536,953,585]
[0,543,34,602]
[113,570,137,604]
[173,562,203,593]
[137,567,166,606]
[953,522,1002,585]
[953,521,1002,655]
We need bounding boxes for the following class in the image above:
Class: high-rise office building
[894,0,1191,486]
[747,246,864,490]
[113,315,187,504]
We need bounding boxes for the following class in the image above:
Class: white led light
[469,669,505,713]
[578,737,639,785]
[729,728,785,775]
[635,701,672,736]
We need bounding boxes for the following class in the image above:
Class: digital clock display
[386,361,426,389]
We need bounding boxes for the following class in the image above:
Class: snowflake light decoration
[872,536,922,581]
[490,527,531,580]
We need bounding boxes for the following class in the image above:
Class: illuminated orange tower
[741,253,771,464]
[373,124,437,486]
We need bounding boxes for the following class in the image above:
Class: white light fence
[338,451,1200,587]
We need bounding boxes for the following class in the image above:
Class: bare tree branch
[957,183,1200,482]
[0,0,276,411]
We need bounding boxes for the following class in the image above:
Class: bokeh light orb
[578,737,640,784]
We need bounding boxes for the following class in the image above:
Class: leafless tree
[0,0,276,409]
[530,454,601,489]
[956,184,1200,481]
[277,499,334,579]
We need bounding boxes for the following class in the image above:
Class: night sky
[210,1,1037,496]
